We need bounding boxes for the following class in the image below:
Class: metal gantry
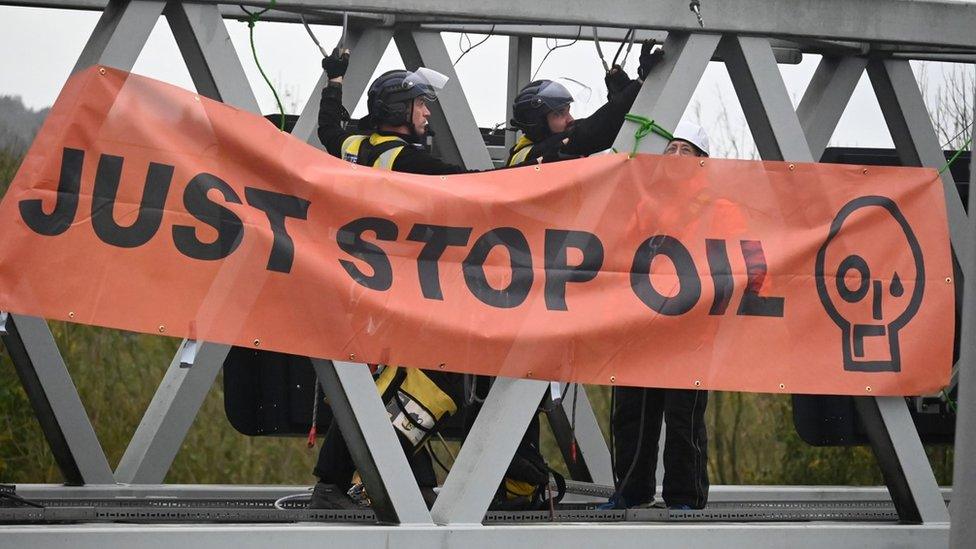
[1,0,974,547]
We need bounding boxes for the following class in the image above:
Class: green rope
[941,389,958,413]
[938,135,973,175]
[623,114,673,157]
[241,2,286,131]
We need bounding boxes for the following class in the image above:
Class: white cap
[670,121,710,157]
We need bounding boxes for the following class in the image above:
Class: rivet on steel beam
[348,353,356,360]
[68,311,75,319]
[866,386,872,392]
[438,363,445,369]
[158,325,166,333]
[440,175,446,180]
[694,380,702,387]
[179,339,198,369]
[98,67,106,75]
[534,166,541,172]
[788,164,795,171]
[253,339,261,347]
[779,383,786,390]
[610,376,616,384]
[862,168,869,175]
[699,160,705,167]
[946,277,953,284]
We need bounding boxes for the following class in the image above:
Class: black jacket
[507,78,643,164]
[317,82,476,175]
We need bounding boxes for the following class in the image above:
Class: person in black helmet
[317,50,498,174]
[506,40,663,166]
[488,41,666,511]
[310,49,474,510]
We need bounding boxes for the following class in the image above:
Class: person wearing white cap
[607,121,711,511]
[665,120,711,157]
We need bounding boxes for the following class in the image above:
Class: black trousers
[612,387,709,508]
[312,369,464,489]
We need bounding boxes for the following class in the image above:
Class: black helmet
[510,79,574,142]
[364,68,448,129]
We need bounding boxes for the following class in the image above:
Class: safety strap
[357,138,406,168]
[508,135,536,166]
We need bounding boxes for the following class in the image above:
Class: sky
[0,5,973,157]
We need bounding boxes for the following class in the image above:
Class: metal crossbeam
[797,56,867,160]
[165,1,261,112]
[868,58,972,275]
[311,360,432,525]
[208,0,976,49]
[114,341,229,484]
[0,315,114,485]
[722,35,812,162]
[613,32,720,154]
[949,87,976,548]
[115,1,262,483]
[71,0,164,74]
[431,377,548,524]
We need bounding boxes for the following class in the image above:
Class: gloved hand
[604,65,631,100]
[322,48,350,78]
[637,40,664,81]
[537,132,577,163]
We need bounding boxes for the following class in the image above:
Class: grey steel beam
[504,35,531,151]
[432,377,548,524]
[722,35,813,162]
[949,89,976,547]
[165,1,261,112]
[720,37,947,524]
[11,0,976,48]
[796,56,867,160]
[292,27,393,145]
[867,58,971,275]
[394,29,494,170]
[613,32,720,154]
[0,521,951,547]
[114,341,229,484]
[72,0,164,74]
[310,360,432,525]
[114,1,265,483]
[854,397,950,523]
[214,0,976,49]
[0,315,114,485]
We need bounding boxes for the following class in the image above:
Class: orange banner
[0,67,955,396]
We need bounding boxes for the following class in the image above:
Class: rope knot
[623,113,673,157]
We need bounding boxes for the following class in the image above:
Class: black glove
[538,132,578,164]
[637,40,664,81]
[322,48,349,78]
[604,65,631,100]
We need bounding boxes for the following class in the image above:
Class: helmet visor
[535,78,594,117]
[403,68,450,102]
